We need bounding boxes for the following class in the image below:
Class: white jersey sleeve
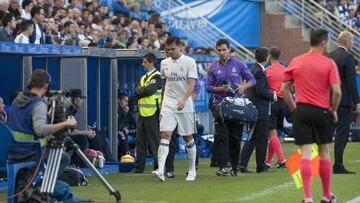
[188,58,198,80]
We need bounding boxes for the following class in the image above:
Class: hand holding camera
[66,116,77,127]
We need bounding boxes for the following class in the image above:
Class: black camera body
[46,89,80,147]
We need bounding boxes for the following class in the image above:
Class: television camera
[40,89,121,202]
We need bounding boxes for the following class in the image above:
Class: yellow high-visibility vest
[138,71,162,117]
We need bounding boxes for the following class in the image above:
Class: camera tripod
[40,134,121,202]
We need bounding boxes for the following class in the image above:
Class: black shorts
[269,99,291,130]
[293,103,334,145]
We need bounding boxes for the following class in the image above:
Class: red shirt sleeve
[329,60,341,85]
[283,66,293,81]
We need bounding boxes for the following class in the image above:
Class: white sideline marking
[134,201,169,203]
[349,160,360,163]
[346,196,360,203]
[212,181,294,202]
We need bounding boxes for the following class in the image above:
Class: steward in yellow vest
[131,53,162,173]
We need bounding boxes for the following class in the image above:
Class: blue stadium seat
[0,122,42,203]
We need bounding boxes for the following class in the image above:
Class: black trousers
[165,128,199,173]
[240,119,269,171]
[214,111,243,169]
[133,113,160,171]
[334,106,353,170]
[70,134,89,167]
[118,131,129,158]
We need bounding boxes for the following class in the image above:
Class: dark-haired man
[239,47,277,173]
[0,12,16,42]
[7,69,77,200]
[206,38,255,176]
[281,28,340,203]
[152,36,198,181]
[131,53,162,173]
[265,46,289,169]
[30,5,51,44]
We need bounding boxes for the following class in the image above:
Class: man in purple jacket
[206,39,256,176]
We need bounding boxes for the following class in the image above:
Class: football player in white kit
[152,36,198,181]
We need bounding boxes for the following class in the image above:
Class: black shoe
[230,168,239,176]
[320,194,338,203]
[257,168,273,173]
[216,168,229,176]
[333,168,356,174]
[130,168,144,173]
[265,163,271,169]
[300,200,313,203]
[240,168,253,173]
[165,171,175,178]
[274,161,286,169]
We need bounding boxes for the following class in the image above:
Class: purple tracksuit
[206,58,256,106]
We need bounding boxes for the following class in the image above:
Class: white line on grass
[349,160,360,163]
[133,201,169,203]
[212,181,294,202]
[346,196,360,203]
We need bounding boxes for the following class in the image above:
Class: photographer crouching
[7,69,77,202]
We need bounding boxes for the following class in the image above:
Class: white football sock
[157,139,170,174]
[186,139,196,173]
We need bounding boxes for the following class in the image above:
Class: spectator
[0,97,7,123]
[337,0,350,21]
[8,0,21,18]
[138,36,149,49]
[148,30,160,50]
[0,0,9,12]
[60,21,77,42]
[30,6,51,44]
[0,13,16,42]
[14,19,33,43]
[44,17,58,43]
[344,6,358,27]
[113,0,130,15]
[185,46,193,54]
[324,0,339,16]
[354,7,360,31]
[0,10,5,27]
[117,28,128,47]
[21,0,33,20]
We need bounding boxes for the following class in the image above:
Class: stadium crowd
[0,0,196,51]
[317,0,360,32]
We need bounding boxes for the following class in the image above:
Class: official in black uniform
[328,31,359,174]
[239,47,277,173]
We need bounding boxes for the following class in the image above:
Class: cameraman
[206,39,256,176]
[7,69,77,198]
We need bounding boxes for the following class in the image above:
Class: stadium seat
[0,122,42,203]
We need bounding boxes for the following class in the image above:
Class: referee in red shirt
[281,29,341,203]
[265,47,290,169]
